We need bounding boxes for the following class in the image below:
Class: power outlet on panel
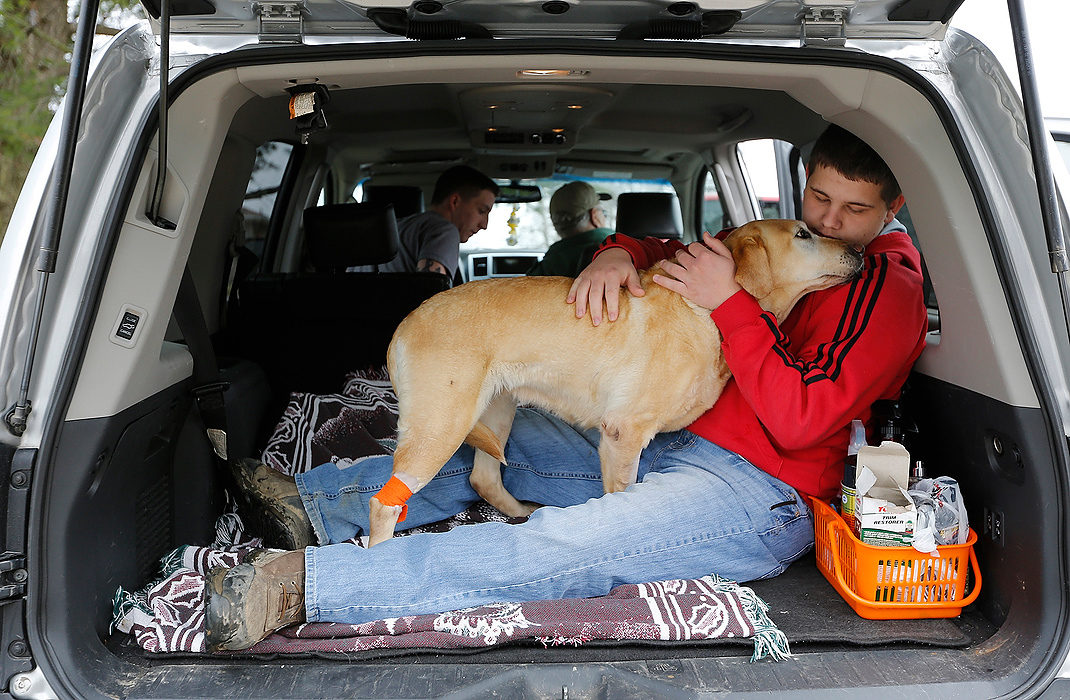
[983,506,1005,547]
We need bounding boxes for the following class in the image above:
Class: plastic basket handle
[825,517,982,610]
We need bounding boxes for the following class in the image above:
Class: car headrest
[362,184,426,220]
[615,192,684,239]
[303,202,400,272]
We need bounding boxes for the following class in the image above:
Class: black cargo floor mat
[748,552,976,647]
[115,551,985,666]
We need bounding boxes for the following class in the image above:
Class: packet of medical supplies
[908,476,970,554]
[853,441,917,547]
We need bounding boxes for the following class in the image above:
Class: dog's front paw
[368,497,403,547]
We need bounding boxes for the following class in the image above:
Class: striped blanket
[112,368,789,660]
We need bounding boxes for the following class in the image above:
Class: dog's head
[723,219,864,322]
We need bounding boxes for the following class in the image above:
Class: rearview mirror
[497,183,542,203]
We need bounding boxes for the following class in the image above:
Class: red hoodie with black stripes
[596,229,928,503]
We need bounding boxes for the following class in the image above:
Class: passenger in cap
[527,181,614,278]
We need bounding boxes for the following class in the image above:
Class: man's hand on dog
[653,232,742,311]
[567,248,645,326]
[568,233,743,324]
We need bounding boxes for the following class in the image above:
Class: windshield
[461,176,676,252]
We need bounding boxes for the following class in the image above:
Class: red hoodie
[596,229,928,502]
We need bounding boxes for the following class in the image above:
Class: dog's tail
[464,422,506,464]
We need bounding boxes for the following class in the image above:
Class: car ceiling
[229,79,829,180]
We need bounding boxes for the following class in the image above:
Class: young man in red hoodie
[206,125,929,651]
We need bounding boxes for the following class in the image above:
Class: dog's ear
[732,235,774,299]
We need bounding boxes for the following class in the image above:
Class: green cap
[550,181,603,229]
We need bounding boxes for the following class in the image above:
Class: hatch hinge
[256,2,305,44]
[0,554,27,605]
[801,6,848,47]
[8,666,56,700]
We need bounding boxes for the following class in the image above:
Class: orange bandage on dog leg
[373,475,414,523]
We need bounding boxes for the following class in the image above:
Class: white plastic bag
[909,476,968,555]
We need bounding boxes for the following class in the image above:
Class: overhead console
[476,154,556,180]
[460,84,615,154]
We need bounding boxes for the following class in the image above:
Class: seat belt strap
[173,266,230,464]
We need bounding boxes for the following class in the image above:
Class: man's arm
[648,233,741,312]
[416,258,450,276]
[413,219,461,276]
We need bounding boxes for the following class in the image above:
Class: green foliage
[0,4,67,133]
[98,0,144,25]
[0,0,74,236]
[0,0,144,236]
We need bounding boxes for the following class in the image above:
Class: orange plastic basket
[808,496,981,620]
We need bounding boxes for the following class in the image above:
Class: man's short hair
[430,165,500,205]
[808,124,902,206]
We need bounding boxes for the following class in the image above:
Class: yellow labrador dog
[368,219,863,545]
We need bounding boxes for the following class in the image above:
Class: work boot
[204,550,306,651]
[231,458,315,550]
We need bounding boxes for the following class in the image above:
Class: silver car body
[1,1,1070,697]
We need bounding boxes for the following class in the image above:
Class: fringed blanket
[113,521,788,660]
[112,368,790,661]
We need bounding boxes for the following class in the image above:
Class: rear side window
[1056,138,1070,172]
[242,141,294,264]
[737,139,784,219]
[701,139,792,234]
[701,170,729,234]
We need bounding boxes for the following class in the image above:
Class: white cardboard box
[854,441,916,547]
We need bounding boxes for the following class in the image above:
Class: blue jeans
[295,408,814,625]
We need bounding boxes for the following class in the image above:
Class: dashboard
[462,250,544,282]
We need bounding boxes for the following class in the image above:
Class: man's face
[445,189,497,243]
[801,164,905,250]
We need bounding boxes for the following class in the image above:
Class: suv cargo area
[1,11,1070,700]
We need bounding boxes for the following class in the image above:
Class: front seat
[615,192,684,239]
[362,184,426,220]
[233,202,450,400]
